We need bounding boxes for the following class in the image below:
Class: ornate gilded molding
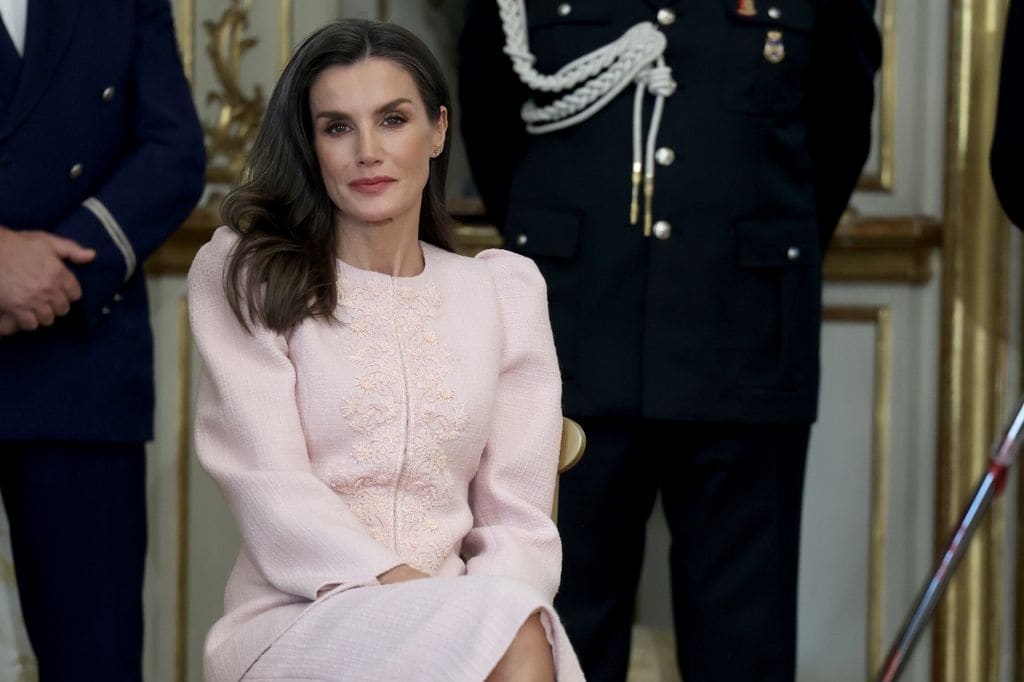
[824,214,943,283]
[148,212,943,280]
[278,0,293,71]
[1019,439,1023,682]
[175,0,195,84]
[147,206,223,274]
[822,305,892,675]
[935,1,1010,680]
[857,0,895,192]
[203,0,265,186]
[450,225,502,256]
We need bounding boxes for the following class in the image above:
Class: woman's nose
[356,129,383,165]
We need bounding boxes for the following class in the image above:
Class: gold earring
[431,147,441,158]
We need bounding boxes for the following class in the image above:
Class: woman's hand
[377,564,429,585]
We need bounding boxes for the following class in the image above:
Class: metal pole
[875,394,1024,682]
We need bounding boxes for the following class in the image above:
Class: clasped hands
[0,226,96,336]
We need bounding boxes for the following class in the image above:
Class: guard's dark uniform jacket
[993,0,1024,227]
[0,0,206,441]
[460,0,881,425]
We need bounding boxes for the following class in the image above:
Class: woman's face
[309,58,447,235]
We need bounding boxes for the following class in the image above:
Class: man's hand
[0,226,95,335]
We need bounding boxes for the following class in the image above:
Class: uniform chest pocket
[719,0,816,117]
[525,0,616,74]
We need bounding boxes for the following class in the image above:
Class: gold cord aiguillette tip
[643,176,654,237]
[629,162,642,225]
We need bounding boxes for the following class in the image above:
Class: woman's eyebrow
[314,98,414,121]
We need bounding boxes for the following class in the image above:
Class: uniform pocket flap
[505,207,582,259]
[724,0,815,31]
[736,218,820,267]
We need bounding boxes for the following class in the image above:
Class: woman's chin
[339,211,397,228]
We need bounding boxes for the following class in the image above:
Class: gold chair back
[553,417,586,521]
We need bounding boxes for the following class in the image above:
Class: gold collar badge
[764,30,785,63]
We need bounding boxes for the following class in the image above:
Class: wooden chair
[553,417,586,521]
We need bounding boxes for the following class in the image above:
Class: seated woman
[187,18,584,682]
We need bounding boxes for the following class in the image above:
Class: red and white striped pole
[875,395,1024,682]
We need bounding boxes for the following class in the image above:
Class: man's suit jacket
[460,0,880,424]
[0,0,205,441]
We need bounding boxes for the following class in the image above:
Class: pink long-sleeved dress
[188,227,584,681]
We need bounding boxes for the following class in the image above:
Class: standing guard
[459,0,881,679]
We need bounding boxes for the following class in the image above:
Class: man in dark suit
[0,0,204,677]
[459,1,880,679]
[992,0,1023,227]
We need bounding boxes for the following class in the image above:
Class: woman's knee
[487,611,555,682]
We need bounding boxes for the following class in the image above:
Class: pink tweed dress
[188,227,585,681]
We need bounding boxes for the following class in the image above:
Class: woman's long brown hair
[221,19,456,333]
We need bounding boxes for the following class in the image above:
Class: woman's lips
[349,177,396,193]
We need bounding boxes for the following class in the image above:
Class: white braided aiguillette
[497,0,669,134]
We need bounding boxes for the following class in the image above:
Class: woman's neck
[336,220,424,277]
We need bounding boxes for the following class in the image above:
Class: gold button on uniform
[102,86,116,102]
[657,8,676,25]
[786,246,800,260]
[557,3,572,16]
[653,221,672,240]
[655,147,675,166]
[69,163,83,179]
[516,233,529,246]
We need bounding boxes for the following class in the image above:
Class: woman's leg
[487,611,556,682]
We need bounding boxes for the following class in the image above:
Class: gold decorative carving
[203,0,265,186]
[935,0,1011,680]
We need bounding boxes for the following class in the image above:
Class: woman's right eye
[325,121,351,135]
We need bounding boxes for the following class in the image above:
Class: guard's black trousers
[554,417,809,682]
[0,441,146,682]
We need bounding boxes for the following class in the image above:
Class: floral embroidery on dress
[325,272,466,573]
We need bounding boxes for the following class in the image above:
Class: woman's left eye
[382,114,407,127]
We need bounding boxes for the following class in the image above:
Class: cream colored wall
[0,513,34,680]
[853,0,948,218]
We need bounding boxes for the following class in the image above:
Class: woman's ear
[433,105,449,154]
